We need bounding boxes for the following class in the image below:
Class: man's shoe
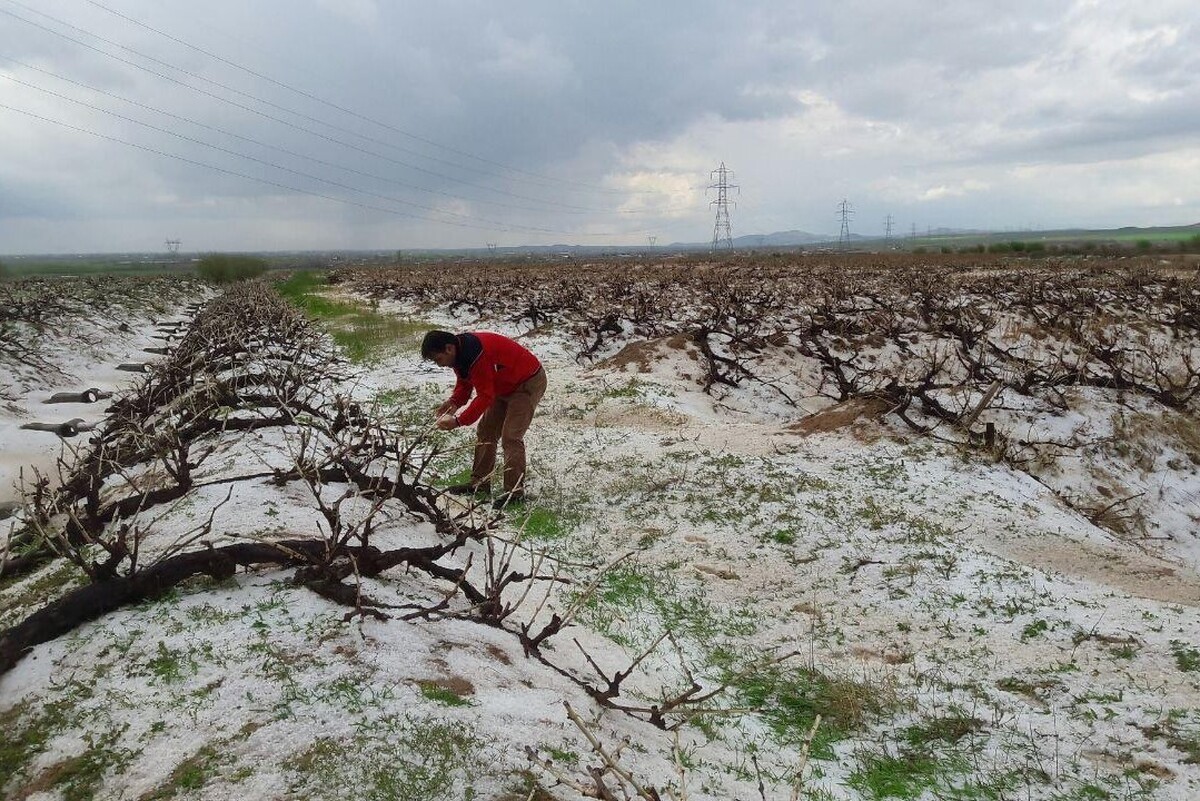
[447,482,490,496]
[492,491,526,509]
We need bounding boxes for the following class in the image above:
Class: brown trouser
[471,367,547,493]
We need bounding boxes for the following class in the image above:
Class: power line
[0,101,499,232]
[0,73,572,234]
[0,101,670,239]
[708,162,738,250]
[0,2,712,244]
[4,0,681,202]
[0,2,654,214]
[83,0,658,197]
[0,56,694,219]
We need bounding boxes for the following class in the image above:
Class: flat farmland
[2,253,1198,800]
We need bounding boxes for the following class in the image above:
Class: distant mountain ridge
[673,226,992,249]
[731,230,830,247]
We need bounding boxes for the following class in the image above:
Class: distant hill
[731,230,830,247]
[675,227,993,249]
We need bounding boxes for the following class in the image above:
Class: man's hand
[435,414,459,431]
[434,400,456,417]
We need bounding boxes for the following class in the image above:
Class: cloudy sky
[1,0,1198,253]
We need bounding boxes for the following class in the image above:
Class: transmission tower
[707,162,738,250]
[164,238,181,258]
[837,200,854,251]
[884,214,894,246]
[647,235,658,247]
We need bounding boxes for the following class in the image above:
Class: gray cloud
[0,0,1197,252]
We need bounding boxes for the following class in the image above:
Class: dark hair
[421,330,457,359]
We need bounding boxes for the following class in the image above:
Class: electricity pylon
[837,200,854,251]
[708,162,738,250]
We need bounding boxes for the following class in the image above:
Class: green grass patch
[0,683,101,797]
[196,253,266,283]
[0,701,53,790]
[574,562,758,656]
[598,564,654,607]
[0,257,184,277]
[371,384,451,432]
[0,560,84,626]
[513,505,572,540]
[602,378,645,399]
[139,746,223,800]
[286,713,483,801]
[847,748,961,800]
[275,270,426,363]
[18,731,135,801]
[435,467,474,487]
[375,386,439,411]
[419,682,472,707]
[544,746,578,764]
[332,318,423,363]
[729,663,895,758]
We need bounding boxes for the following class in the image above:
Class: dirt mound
[593,333,692,373]
[996,539,1200,607]
[787,398,892,435]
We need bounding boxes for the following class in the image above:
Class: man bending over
[422,330,546,508]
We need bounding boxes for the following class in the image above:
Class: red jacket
[449,332,542,426]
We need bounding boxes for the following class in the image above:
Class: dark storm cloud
[990,94,1200,166]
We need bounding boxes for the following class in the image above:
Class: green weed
[1021,619,1051,641]
[902,713,985,748]
[1110,643,1138,660]
[419,682,472,707]
[602,378,645,398]
[143,641,198,685]
[1141,709,1200,764]
[0,698,127,801]
[597,564,654,608]
[436,467,477,489]
[1170,640,1200,672]
[140,746,222,800]
[545,746,578,764]
[771,529,797,545]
